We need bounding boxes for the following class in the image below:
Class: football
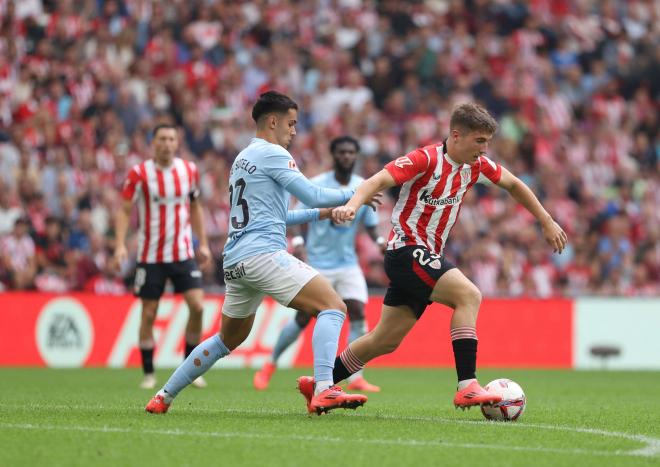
[480,379,526,421]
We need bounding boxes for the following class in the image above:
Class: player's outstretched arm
[497,167,568,253]
[285,176,355,208]
[285,208,333,225]
[333,169,396,223]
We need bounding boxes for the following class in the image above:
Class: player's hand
[364,192,383,210]
[113,244,127,271]
[332,205,356,223]
[196,244,213,271]
[542,219,568,254]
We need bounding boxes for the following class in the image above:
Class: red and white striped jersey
[384,142,502,255]
[121,158,200,264]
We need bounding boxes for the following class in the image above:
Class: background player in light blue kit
[145,91,377,415]
[254,136,385,393]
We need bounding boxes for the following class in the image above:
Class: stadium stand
[0,0,657,297]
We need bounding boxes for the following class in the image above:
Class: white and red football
[480,378,526,421]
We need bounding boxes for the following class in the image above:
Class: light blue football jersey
[302,171,379,270]
[223,138,352,267]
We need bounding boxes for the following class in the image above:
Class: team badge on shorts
[429,258,442,269]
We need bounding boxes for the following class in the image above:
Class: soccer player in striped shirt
[115,124,212,390]
[297,102,568,409]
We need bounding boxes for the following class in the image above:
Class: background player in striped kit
[253,135,385,393]
[114,124,211,390]
[297,103,567,410]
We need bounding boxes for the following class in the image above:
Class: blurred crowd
[0,0,658,297]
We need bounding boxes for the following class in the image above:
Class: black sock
[140,347,154,375]
[184,342,196,359]
[452,338,477,382]
[332,356,352,384]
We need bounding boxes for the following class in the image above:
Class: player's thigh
[134,263,166,300]
[169,260,203,296]
[383,246,453,318]
[248,251,343,314]
[429,268,482,309]
[219,313,256,351]
[222,273,266,320]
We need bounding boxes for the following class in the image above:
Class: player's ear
[268,114,277,129]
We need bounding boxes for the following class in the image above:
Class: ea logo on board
[36,298,93,367]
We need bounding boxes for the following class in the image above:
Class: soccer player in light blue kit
[146,91,371,415]
[254,136,385,393]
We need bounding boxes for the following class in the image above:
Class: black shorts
[383,245,456,319]
[133,259,203,299]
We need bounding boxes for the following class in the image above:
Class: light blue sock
[312,309,345,385]
[161,334,229,400]
[348,319,367,344]
[272,319,304,363]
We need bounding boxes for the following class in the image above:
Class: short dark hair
[449,103,498,134]
[152,123,177,137]
[251,91,298,123]
[330,135,360,154]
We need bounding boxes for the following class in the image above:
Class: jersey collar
[441,138,464,169]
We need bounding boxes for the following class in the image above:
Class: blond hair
[449,102,498,134]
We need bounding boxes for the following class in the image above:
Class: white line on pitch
[0,422,648,458]
[3,404,659,458]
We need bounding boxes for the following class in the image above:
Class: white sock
[157,388,174,404]
[457,378,477,390]
[314,379,333,395]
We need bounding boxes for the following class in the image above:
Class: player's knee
[141,307,158,324]
[459,285,482,310]
[316,294,346,314]
[332,299,347,314]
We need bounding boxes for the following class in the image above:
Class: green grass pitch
[1,368,659,466]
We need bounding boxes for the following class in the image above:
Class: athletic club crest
[460,168,472,184]
[429,259,442,269]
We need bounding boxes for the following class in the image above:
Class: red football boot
[145,394,170,414]
[253,362,276,390]
[453,380,502,409]
[309,385,368,416]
